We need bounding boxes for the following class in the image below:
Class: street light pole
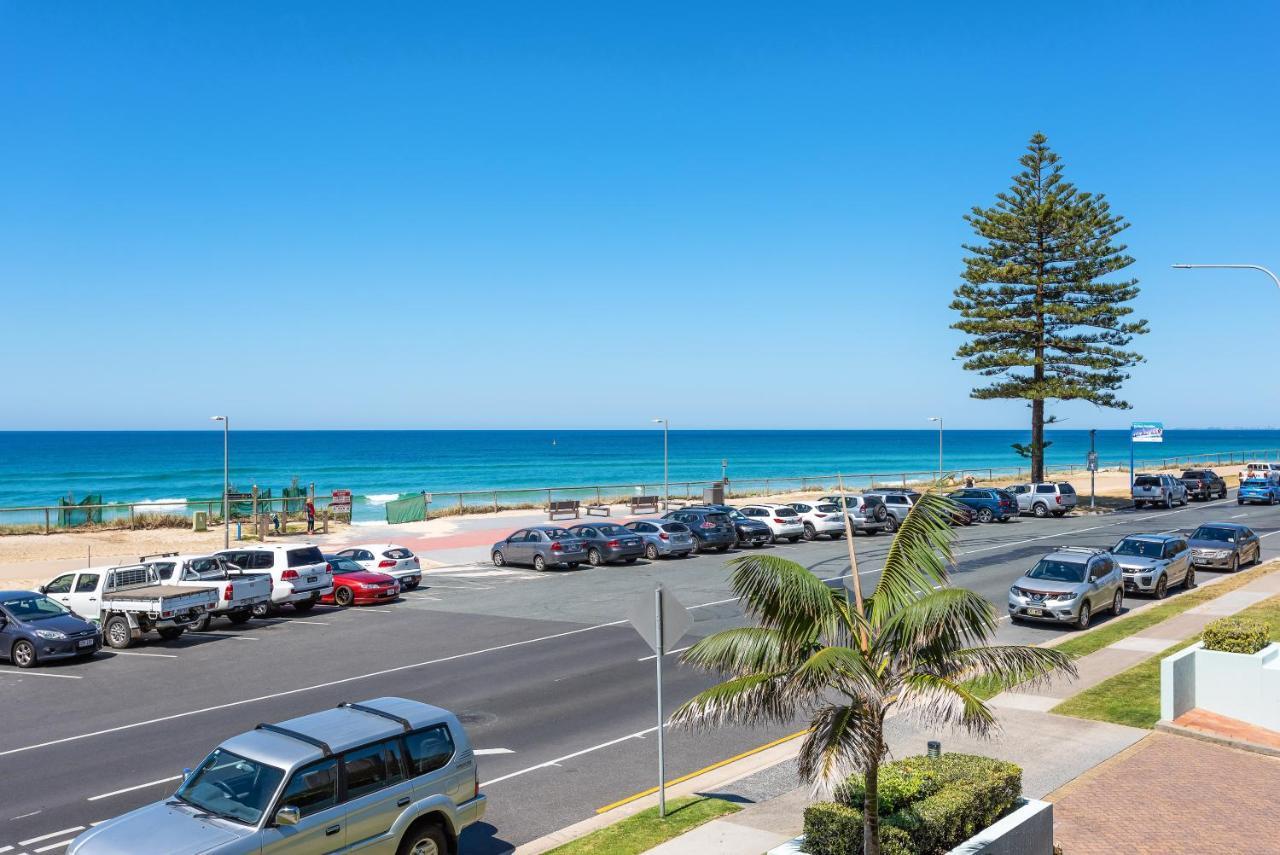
[1172,263,1280,291]
[929,417,943,484]
[652,419,669,510]
[211,416,229,548]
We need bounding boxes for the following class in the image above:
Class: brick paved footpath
[1050,732,1280,854]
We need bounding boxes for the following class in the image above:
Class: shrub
[804,754,1022,855]
[1203,616,1270,654]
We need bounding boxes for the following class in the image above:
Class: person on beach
[965,475,975,488]
[305,500,316,533]
[271,512,281,534]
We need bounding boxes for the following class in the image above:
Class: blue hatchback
[0,591,101,668]
[1238,478,1280,506]
[947,488,1018,523]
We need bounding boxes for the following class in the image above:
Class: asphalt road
[2,491,1278,854]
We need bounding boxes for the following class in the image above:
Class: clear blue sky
[3,1,1278,430]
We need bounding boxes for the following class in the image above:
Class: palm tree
[670,491,1075,855]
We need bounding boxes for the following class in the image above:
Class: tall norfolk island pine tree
[952,133,1147,482]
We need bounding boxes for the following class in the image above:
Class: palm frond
[869,492,957,624]
[728,553,843,643]
[874,587,998,662]
[680,627,793,676]
[797,701,883,797]
[897,671,998,736]
[669,671,797,730]
[934,644,1077,693]
[787,644,879,699]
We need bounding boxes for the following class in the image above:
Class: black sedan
[0,591,101,668]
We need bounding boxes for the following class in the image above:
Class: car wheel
[1033,503,1048,518]
[1184,565,1196,590]
[1075,602,1092,630]
[190,612,212,633]
[1230,555,1240,573]
[335,587,354,607]
[588,548,603,567]
[1154,576,1168,600]
[158,627,183,641]
[884,515,899,533]
[977,508,994,524]
[492,550,506,567]
[803,523,816,541]
[1164,495,1173,509]
[292,599,316,612]
[251,601,275,619]
[717,544,731,552]
[1238,498,1245,505]
[11,639,36,669]
[533,554,547,572]
[691,538,702,555]
[1112,589,1124,615]
[228,610,253,625]
[397,820,448,855]
[104,615,133,649]
[645,543,659,560]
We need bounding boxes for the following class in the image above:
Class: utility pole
[1089,429,1097,509]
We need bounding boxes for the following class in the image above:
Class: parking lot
[2,488,1279,853]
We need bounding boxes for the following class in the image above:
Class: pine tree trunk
[862,756,881,855]
[1031,397,1045,482]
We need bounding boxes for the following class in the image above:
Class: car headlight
[35,629,67,640]
[1048,591,1078,601]
[1210,550,1231,558]
[1009,586,1025,597]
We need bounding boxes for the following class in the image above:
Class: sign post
[1087,430,1098,509]
[626,585,691,818]
[1130,422,1164,488]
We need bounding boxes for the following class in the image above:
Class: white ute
[40,564,219,649]
[139,552,273,630]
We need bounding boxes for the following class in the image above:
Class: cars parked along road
[1237,477,1280,506]
[216,545,334,617]
[566,522,645,565]
[321,555,400,606]
[1008,547,1123,630]
[69,697,486,855]
[786,501,848,540]
[140,553,272,631]
[862,490,920,533]
[623,519,696,559]
[492,525,588,570]
[1111,533,1194,598]
[661,508,737,553]
[1187,523,1261,572]
[738,504,805,543]
[1180,469,1228,501]
[819,494,890,535]
[0,590,101,668]
[1007,482,1078,517]
[946,488,1017,523]
[1131,473,1189,509]
[333,544,423,590]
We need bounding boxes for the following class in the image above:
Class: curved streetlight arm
[1172,263,1280,290]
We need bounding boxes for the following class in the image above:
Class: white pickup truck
[40,564,219,649]
[138,553,273,630]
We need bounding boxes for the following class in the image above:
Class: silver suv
[862,490,920,533]
[70,697,486,855]
[1111,533,1194,597]
[1008,547,1124,630]
[1007,482,1078,517]
[1131,473,1188,509]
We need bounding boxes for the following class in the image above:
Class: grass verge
[544,796,741,855]
[1051,593,1280,728]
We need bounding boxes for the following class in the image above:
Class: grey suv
[1007,482,1078,517]
[1132,474,1188,509]
[1008,547,1124,629]
[862,490,920,533]
[70,697,485,855]
[1111,533,1194,597]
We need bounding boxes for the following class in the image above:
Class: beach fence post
[493,492,499,513]
[129,504,135,530]
[44,507,50,535]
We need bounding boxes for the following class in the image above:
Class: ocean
[2,429,1278,523]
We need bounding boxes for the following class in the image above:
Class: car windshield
[1134,476,1159,487]
[706,513,730,524]
[1113,538,1164,558]
[0,594,70,621]
[1182,472,1205,479]
[186,558,228,581]
[727,510,747,521]
[543,528,573,539]
[595,524,627,536]
[286,547,325,567]
[1025,559,1087,584]
[1191,526,1236,543]
[176,748,285,825]
[774,508,798,517]
[383,548,413,559]
[661,522,690,533]
[816,504,840,512]
[1242,479,1270,487]
[327,558,364,573]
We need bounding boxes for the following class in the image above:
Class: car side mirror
[36,585,46,594]
[275,806,301,827]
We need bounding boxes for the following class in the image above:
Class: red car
[321,555,400,606]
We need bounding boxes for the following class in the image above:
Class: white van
[215,544,334,616]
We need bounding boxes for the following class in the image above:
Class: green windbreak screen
[58,494,103,527]
[386,494,428,524]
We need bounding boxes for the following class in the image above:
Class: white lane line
[484,726,658,787]
[474,748,515,756]
[1231,513,1248,519]
[34,840,74,853]
[19,829,82,847]
[285,621,330,627]
[108,651,177,659]
[0,670,82,680]
[637,646,691,662]
[87,774,183,801]
[10,810,41,819]
[0,619,627,758]
[0,844,14,853]
[185,633,260,641]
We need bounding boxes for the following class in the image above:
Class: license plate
[1026,608,1044,617]
[307,576,317,583]
[77,638,94,648]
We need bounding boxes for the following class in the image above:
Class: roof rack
[255,723,333,757]
[338,701,412,733]
[138,552,180,561]
[1057,546,1108,556]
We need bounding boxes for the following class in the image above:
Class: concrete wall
[946,799,1054,855]
[1162,641,1280,730]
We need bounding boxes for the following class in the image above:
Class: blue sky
[3,1,1278,430]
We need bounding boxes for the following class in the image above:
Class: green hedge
[803,754,1022,855]
[1203,616,1270,654]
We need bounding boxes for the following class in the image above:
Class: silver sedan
[492,525,588,571]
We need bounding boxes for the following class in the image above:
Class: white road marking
[87,774,183,801]
[19,829,82,847]
[0,843,14,852]
[10,810,41,820]
[0,670,82,680]
[484,726,658,787]
[34,840,74,853]
[637,646,691,662]
[1231,513,1247,519]
[185,633,259,641]
[0,619,627,758]
[285,620,330,627]
[107,651,177,659]
[474,748,515,756]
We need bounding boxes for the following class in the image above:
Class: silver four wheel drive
[1131,473,1189,509]
[70,697,485,855]
[1111,533,1194,597]
[1008,547,1124,630]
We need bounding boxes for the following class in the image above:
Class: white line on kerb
[87,775,183,802]
[19,828,83,846]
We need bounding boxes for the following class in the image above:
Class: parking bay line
[108,651,177,659]
[34,840,74,853]
[18,829,82,847]
[87,775,183,802]
[0,670,82,680]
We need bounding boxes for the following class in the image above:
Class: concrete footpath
[609,563,1280,855]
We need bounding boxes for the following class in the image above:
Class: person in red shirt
[305,500,316,533]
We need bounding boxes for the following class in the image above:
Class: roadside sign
[626,585,691,654]
[1086,451,1098,472]
[330,489,353,516]
[227,492,252,501]
[1131,422,1164,443]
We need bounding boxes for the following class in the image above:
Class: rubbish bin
[703,482,725,505]
[191,511,208,532]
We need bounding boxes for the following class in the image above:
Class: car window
[661,522,690,533]
[1242,528,1255,539]
[576,527,598,538]
[44,574,75,594]
[74,573,100,593]
[251,552,275,570]
[816,504,840,512]
[287,547,325,568]
[404,725,455,776]
[1035,485,1055,494]
[887,496,906,505]
[343,739,404,800]
[383,548,413,560]
[183,558,228,581]
[149,562,177,580]
[1057,483,1075,494]
[542,528,573,539]
[1134,476,1159,487]
[279,757,338,818]
[790,503,811,513]
[774,508,798,517]
[596,524,627,536]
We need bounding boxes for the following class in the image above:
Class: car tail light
[325,562,333,573]
[223,583,234,601]
[551,541,563,552]
[282,569,299,581]
[606,540,620,548]
[1056,496,1063,504]
[774,518,787,524]
[814,513,827,518]
[659,532,669,541]
[700,521,714,529]
[378,559,396,568]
